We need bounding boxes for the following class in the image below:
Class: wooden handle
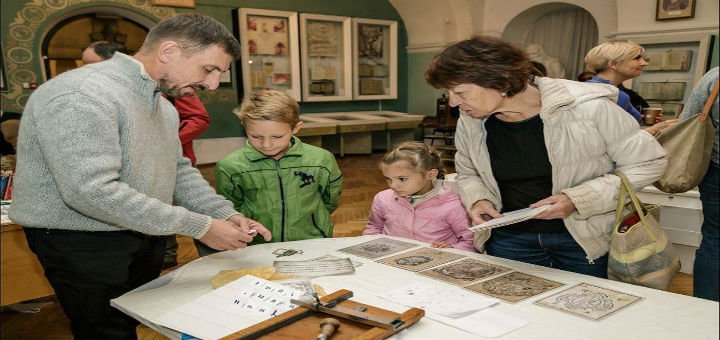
[318,318,340,340]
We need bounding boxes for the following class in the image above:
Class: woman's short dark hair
[90,41,128,59]
[142,13,241,59]
[425,36,533,97]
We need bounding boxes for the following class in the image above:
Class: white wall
[390,0,478,51]
[480,0,617,41]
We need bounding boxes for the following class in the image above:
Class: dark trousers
[694,162,720,301]
[24,228,166,340]
[486,228,609,278]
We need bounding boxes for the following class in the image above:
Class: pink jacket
[364,186,475,252]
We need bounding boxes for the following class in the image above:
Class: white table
[112,235,719,340]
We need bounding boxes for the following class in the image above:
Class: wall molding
[608,25,719,40]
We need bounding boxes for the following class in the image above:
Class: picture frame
[219,64,233,88]
[656,0,695,21]
[300,13,352,102]
[237,8,301,101]
[151,0,196,9]
[0,43,7,92]
[352,18,397,100]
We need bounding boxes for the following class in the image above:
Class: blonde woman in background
[584,41,676,135]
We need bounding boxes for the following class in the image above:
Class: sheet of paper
[273,258,355,277]
[377,247,465,272]
[418,258,511,286]
[470,205,551,232]
[430,308,528,338]
[464,271,564,303]
[307,254,362,267]
[380,281,498,318]
[338,237,418,259]
[534,283,643,320]
[154,275,304,340]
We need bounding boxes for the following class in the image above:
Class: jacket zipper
[275,159,287,242]
[311,213,328,238]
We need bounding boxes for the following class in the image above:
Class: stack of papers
[470,205,551,232]
[380,282,527,337]
[154,275,306,340]
[380,281,497,318]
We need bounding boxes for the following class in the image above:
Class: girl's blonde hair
[234,90,300,128]
[584,41,646,73]
[380,141,445,179]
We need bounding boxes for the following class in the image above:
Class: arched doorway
[504,3,598,80]
[42,13,148,79]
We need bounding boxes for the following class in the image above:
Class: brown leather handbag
[653,81,718,193]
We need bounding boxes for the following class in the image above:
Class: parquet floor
[0,154,695,339]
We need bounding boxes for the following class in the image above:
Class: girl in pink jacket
[364,141,475,252]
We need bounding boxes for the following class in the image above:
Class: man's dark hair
[142,13,241,60]
[89,41,128,60]
[425,35,533,97]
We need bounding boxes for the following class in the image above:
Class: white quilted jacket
[454,77,667,261]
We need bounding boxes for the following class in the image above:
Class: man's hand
[227,215,272,242]
[198,219,254,251]
[469,200,503,225]
[531,194,576,219]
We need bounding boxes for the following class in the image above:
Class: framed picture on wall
[237,8,301,101]
[300,13,352,102]
[0,43,7,92]
[219,65,233,88]
[656,0,695,21]
[352,18,397,100]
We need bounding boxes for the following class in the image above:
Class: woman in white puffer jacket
[424,36,667,278]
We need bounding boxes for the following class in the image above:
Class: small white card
[470,205,551,231]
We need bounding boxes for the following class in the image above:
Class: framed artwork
[656,0,695,20]
[0,43,7,92]
[638,82,687,101]
[151,0,195,8]
[238,8,301,101]
[352,18,397,100]
[219,64,233,88]
[300,13,352,102]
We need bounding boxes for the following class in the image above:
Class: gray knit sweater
[9,53,238,238]
[679,67,719,165]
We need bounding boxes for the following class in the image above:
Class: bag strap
[699,81,719,123]
[614,171,658,240]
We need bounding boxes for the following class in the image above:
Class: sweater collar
[105,53,158,98]
[244,136,304,162]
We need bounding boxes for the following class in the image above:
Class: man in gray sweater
[9,14,271,339]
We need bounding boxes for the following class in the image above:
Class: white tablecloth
[112,235,719,340]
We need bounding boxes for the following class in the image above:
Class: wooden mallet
[316,317,341,340]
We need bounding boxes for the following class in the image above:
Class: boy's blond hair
[234,90,300,127]
[584,41,646,73]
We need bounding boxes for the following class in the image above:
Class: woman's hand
[469,200,503,225]
[644,119,678,136]
[531,194,576,219]
[431,241,452,248]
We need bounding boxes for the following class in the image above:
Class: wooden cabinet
[1,223,54,305]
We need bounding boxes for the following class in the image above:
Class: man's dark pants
[24,228,165,340]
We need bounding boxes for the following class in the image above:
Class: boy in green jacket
[196,90,343,256]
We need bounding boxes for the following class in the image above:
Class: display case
[618,32,713,120]
[299,14,352,102]
[352,18,397,100]
[238,8,301,101]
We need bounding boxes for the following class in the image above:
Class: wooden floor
[0,153,694,339]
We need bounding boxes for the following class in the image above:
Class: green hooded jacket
[215,137,343,245]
